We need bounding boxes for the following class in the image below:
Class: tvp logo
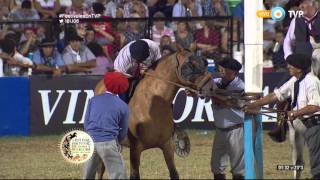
[271,7,286,21]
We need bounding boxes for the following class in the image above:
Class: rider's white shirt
[113,39,161,77]
[274,72,320,115]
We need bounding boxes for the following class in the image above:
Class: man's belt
[302,115,320,129]
[216,123,243,132]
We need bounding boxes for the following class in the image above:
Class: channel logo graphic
[257,6,286,21]
[271,7,286,21]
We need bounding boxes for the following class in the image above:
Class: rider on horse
[114,39,162,102]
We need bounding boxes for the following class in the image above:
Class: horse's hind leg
[130,140,143,179]
[96,159,105,179]
[161,139,179,179]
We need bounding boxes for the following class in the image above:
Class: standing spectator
[210,58,244,179]
[32,38,65,76]
[123,0,149,18]
[194,21,221,57]
[202,0,230,16]
[62,33,96,74]
[87,42,113,75]
[34,0,61,19]
[8,0,40,32]
[123,13,145,45]
[83,71,129,179]
[172,0,202,17]
[152,11,175,45]
[174,21,195,51]
[283,0,320,59]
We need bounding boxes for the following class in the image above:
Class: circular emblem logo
[271,7,286,21]
[59,130,94,164]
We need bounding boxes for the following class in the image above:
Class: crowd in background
[0,0,317,77]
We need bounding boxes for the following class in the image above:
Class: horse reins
[143,72,200,94]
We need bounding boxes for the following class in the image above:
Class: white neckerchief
[69,46,81,63]
[105,91,119,96]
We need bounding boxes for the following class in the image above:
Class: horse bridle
[174,52,212,94]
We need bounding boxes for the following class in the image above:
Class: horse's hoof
[130,174,140,179]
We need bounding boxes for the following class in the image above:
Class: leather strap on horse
[143,72,200,94]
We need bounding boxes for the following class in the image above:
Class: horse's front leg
[161,139,179,179]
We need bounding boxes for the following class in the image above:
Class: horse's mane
[148,53,177,71]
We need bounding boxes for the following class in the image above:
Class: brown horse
[94,46,213,179]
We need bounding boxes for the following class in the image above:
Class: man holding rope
[245,53,320,179]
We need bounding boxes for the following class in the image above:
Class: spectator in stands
[232,0,244,23]
[1,36,33,76]
[60,0,72,9]
[62,33,96,74]
[91,2,115,59]
[123,13,145,45]
[148,0,176,18]
[18,28,40,56]
[161,45,175,56]
[123,0,149,18]
[194,21,221,58]
[65,0,92,15]
[34,0,61,19]
[174,21,195,51]
[271,30,287,72]
[172,0,202,17]
[87,42,113,75]
[152,11,175,45]
[0,0,17,20]
[85,26,96,44]
[8,0,40,32]
[284,0,320,59]
[32,38,65,76]
[202,0,230,16]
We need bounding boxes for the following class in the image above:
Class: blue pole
[255,114,264,178]
[244,114,255,179]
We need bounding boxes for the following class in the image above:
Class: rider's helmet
[129,39,150,63]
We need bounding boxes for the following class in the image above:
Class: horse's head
[174,44,213,93]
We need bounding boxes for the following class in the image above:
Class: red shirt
[195,28,221,46]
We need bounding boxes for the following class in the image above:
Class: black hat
[39,38,56,47]
[129,40,150,62]
[286,53,311,71]
[67,33,83,42]
[217,57,242,72]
